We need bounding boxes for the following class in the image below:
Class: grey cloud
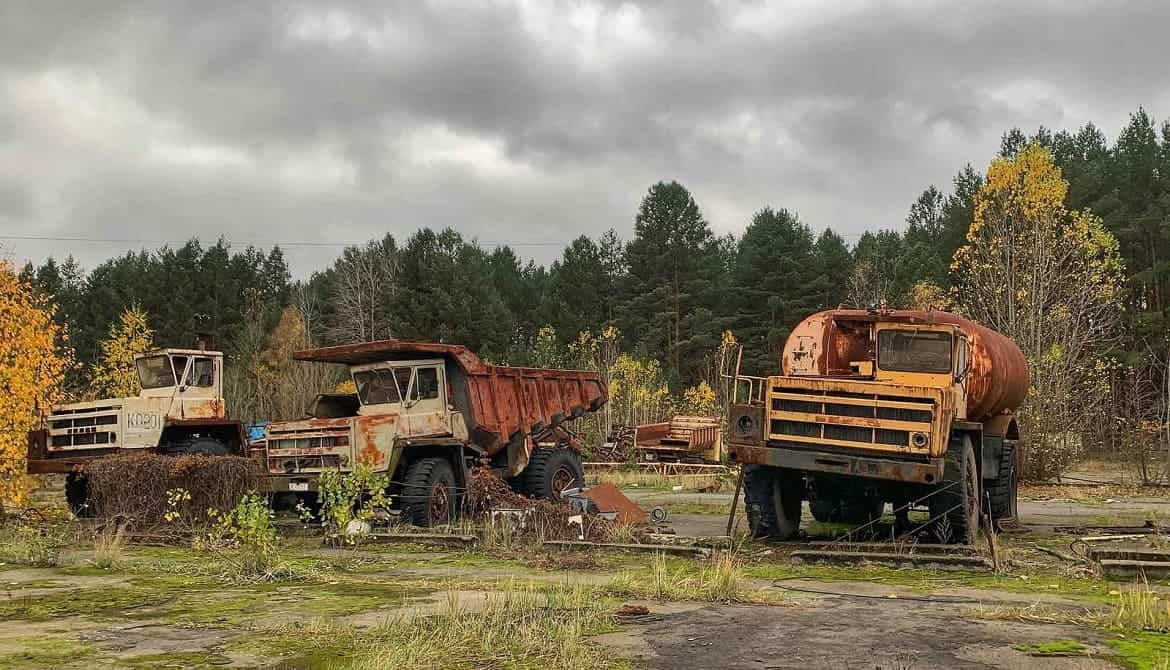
[1,0,1169,275]
[0,179,31,218]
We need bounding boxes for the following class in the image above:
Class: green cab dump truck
[727,309,1028,543]
[263,339,607,526]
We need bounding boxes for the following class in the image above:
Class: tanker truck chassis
[263,340,607,527]
[727,309,1027,544]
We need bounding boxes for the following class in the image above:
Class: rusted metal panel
[582,482,648,525]
[733,444,945,484]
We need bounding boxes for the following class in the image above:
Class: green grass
[1109,631,1170,670]
[973,583,1170,669]
[745,561,1115,602]
[604,553,777,604]
[0,638,97,669]
[232,583,633,670]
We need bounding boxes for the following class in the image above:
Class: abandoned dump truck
[727,309,1028,543]
[26,347,247,511]
[263,339,607,527]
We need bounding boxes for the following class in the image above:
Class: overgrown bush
[193,491,299,582]
[315,463,390,545]
[84,453,260,529]
[0,516,73,567]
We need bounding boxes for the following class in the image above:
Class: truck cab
[265,358,469,482]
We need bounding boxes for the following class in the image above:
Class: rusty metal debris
[542,539,712,558]
[789,549,993,571]
[632,415,722,464]
[580,482,647,525]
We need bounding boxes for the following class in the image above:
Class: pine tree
[728,207,817,375]
[620,181,724,385]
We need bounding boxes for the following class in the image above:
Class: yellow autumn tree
[609,354,672,427]
[952,143,1123,480]
[678,381,718,416]
[908,280,954,312]
[258,305,336,420]
[89,305,154,399]
[0,259,72,506]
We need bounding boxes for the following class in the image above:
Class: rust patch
[583,483,648,525]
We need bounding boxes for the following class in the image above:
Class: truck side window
[394,367,413,400]
[171,356,189,385]
[191,357,215,387]
[415,367,439,400]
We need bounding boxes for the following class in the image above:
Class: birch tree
[952,143,1124,480]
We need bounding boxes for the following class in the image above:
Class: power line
[1,229,869,249]
[0,234,570,248]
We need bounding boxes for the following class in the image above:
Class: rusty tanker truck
[262,340,607,527]
[727,309,1028,543]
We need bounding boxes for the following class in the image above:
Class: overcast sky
[1,1,1168,277]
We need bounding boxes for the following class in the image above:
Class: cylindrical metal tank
[781,309,1029,422]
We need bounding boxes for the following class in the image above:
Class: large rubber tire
[522,448,584,500]
[743,465,803,540]
[401,457,458,528]
[929,434,980,544]
[168,437,229,456]
[65,472,93,518]
[988,441,1018,521]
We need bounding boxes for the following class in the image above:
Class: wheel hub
[431,481,450,525]
[550,466,575,499]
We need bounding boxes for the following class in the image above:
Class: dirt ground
[3,471,1169,669]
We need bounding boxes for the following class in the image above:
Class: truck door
[173,354,223,419]
[402,364,448,436]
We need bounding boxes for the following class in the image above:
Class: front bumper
[731,443,945,485]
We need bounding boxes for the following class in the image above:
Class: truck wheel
[65,472,93,518]
[522,448,584,500]
[988,441,1018,521]
[401,457,459,527]
[743,465,802,540]
[168,437,228,456]
[929,434,980,544]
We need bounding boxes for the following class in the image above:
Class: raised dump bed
[265,339,607,527]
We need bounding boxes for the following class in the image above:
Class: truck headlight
[911,432,929,448]
[730,405,764,443]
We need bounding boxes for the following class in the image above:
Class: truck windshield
[877,330,953,374]
[353,367,412,405]
[136,355,176,388]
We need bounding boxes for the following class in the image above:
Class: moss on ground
[745,561,1115,602]
[0,638,97,669]
[1109,631,1170,669]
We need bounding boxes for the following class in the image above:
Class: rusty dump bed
[295,340,607,454]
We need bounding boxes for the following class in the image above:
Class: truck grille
[265,425,351,473]
[768,386,934,451]
[48,410,118,450]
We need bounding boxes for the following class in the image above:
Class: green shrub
[0,520,72,567]
[316,463,390,545]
